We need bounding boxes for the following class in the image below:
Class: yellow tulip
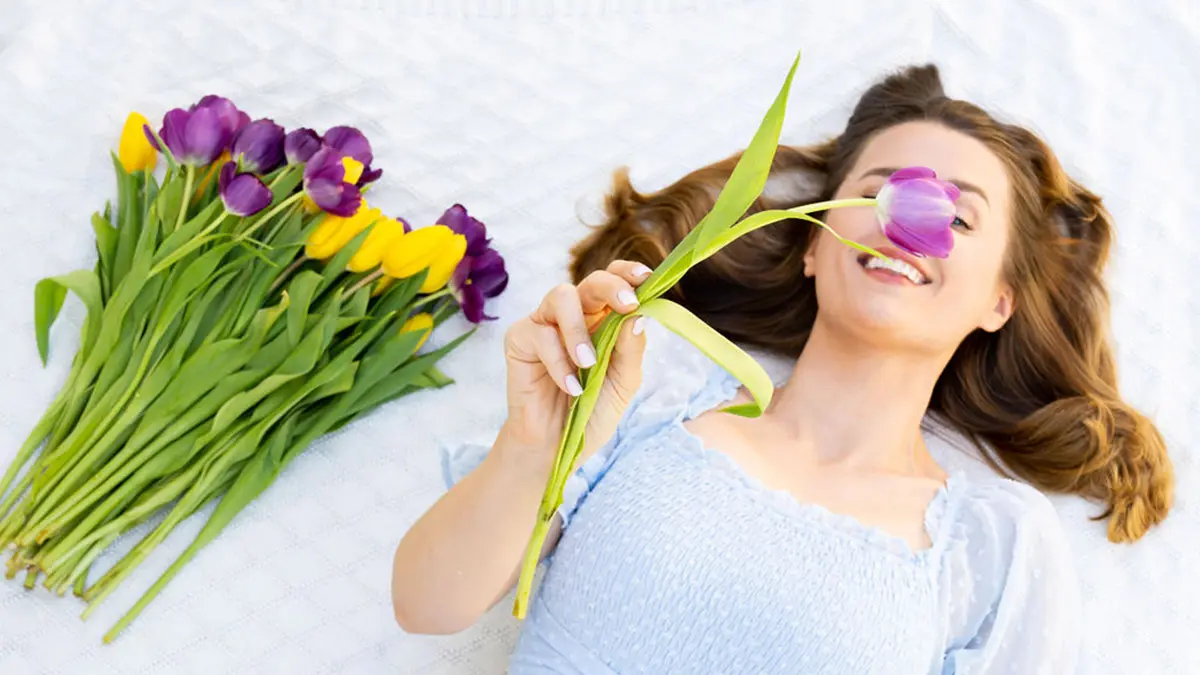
[400,313,435,351]
[380,225,468,293]
[347,218,406,273]
[420,231,467,293]
[341,157,364,185]
[118,112,157,173]
[372,276,395,297]
[304,203,384,260]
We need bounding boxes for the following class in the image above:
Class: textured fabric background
[0,1,1196,673]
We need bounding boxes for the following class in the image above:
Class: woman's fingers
[533,284,595,369]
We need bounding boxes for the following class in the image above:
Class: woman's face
[804,121,1016,354]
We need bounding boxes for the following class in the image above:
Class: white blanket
[1,1,1196,673]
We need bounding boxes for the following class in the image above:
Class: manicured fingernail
[632,263,652,278]
[632,316,646,336]
[576,343,597,368]
[618,290,638,307]
[565,374,583,396]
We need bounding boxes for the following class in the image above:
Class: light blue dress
[442,335,1081,675]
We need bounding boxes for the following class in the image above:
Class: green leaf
[641,51,800,300]
[284,271,323,346]
[33,271,101,366]
[109,154,141,288]
[636,298,772,417]
[315,226,373,297]
[91,212,118,303]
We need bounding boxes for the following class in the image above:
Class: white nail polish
[632,263,652,278]
[565,374,583,396]
[576,343,597,368]
[618,290,639,307]
[632,316,646,336]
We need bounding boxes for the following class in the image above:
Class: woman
[392,64,1174,673]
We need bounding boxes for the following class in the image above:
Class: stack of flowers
[0,95,508,642]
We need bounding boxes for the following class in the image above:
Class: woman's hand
[499,259,652,478]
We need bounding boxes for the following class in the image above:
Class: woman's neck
[765,319,948,475]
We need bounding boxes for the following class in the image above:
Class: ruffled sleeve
[939,479,1082,674]
[438,320,740,529]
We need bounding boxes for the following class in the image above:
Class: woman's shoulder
[942,473,1071,578]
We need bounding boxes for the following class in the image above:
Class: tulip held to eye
[875,166,960,259]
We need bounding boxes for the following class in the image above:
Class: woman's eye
[952,215,972,230]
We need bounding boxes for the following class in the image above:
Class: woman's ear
[980,284,1015,332]
[802,236,818,278]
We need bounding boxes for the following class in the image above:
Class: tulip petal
[876,168,960,259]
[323,126,374,166]
[470,249,509,298]
[118,112,157,173]
[359,166,384,186]
[438,204,489,257]
[220,165,272,217]
[183,107,228,166]
[284,128,322,165]
[886,166,937,182]
[160,108,191,160]
[232,119,285,174]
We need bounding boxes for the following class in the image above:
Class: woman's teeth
[864,256,928,285]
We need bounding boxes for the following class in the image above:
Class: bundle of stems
[1,145,475,643]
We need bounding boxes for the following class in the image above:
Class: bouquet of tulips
[512,53,962,617]
[0,95,509,642]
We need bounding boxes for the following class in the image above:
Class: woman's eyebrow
[858,166,990,206]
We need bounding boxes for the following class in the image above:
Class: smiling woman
[396,62,1174,674]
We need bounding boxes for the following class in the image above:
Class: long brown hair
[568,64,1173,543]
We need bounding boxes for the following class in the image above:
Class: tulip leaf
[636,298,772,417]
[315,226,374,297]
[284,271,323,346]
[640,52,799,301]
[109,154,142,289]
[91,213,118,303]
[33,271,102,366]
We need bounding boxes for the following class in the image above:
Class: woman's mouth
[858,253,930,285]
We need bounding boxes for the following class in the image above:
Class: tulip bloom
[147,96,250,167]
[347,218,407,273]
[400,313,435,351]
[284,128,322,165]
[118,112,157,173]
[381,225,467,293]
[324,125,382,185]
[231,119,285,174]
[437,204,490,257]
[218,163,272,217]
[451,248,509,323]
[875,167,959,258]
[193,95,250,139]
[304,202,384,260]
[302,147,362,217]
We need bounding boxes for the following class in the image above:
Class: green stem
[343,269,384,298]
[235,193,303,243]
[174,165,195,232]
[408,287,452,312]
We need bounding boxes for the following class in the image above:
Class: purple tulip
[153,107,228,167]
[437,204,490,257]
[302,147,362,217]
[219,162,272,217]
[284,128,322,165]
[146,95,252,167]
[231,119,285,174]
[193,95,250,139]
[875,166,959,258]
[396,215,412,234]
[451,247,508,323]
[323,125,382,185]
